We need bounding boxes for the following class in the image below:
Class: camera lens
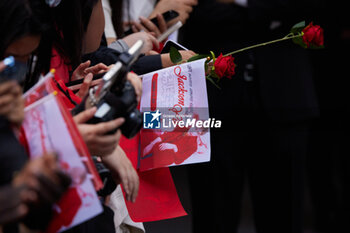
[121,109,142,138]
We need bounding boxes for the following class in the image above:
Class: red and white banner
[22,76,103,232]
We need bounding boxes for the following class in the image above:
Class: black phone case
[124,10,179,36]
[150,10,179,28]
[65,72,106,87]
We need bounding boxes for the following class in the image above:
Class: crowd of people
[0,0,348,233]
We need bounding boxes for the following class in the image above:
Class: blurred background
[143,0,350,232]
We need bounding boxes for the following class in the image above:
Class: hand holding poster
[22,78,103,232]
[139,59,218,171]
[120,59,216,222]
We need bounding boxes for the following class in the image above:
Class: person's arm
[131,54,162,74]
[101,146,139,203]
[84,0,105,54]
[109,31,159,54]
[160,50,196,68]
[102,0,117,45]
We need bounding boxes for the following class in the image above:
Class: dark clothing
[188,73,309,233]
[83,48,162,76]
[181,0,319,122]
[0,117,27,186]
[0,117,27,233]
[82,34,163,75]
[180,0,318,232]
[63,204,115,233]
[306,2,350,232]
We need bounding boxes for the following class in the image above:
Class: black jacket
[180,0,319,121]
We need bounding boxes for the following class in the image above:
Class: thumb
[73,107,97,124]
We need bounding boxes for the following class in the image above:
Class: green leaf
[206,75,221,89]
[210,51,216,63]
[292,36,307,48]
[187,54,210,62]
[291,21,306,34]
[210,69,220,79]
[169,46,183,64]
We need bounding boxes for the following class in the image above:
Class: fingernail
[87,74,93,81]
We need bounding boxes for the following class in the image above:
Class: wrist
[160,54,174,68]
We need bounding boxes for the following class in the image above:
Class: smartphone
[66,72,106,92]
[149,10,179,28]
[0,56,28,83]
[161,39,188,54]
[124,10,180,36]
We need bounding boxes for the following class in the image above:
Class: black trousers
[188,69,309,233]
[63,204,115,233]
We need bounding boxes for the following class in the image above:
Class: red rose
[302,22,324,48]
[214,53,236,79]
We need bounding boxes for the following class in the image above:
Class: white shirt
[102,0,117,38]
[102,0,158,39]
[122,0,157,23]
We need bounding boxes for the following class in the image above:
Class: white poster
[22,94,102,232]
[139,59,212,171]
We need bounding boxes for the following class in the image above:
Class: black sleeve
[82,46,162,75]
[130,55,162,75]
[82,45,121,66]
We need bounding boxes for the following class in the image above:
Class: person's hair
[51,0,99,68]
[0,0,49,59]
[52,0,84,69]
[25,0,99,90]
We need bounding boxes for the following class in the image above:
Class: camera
[72,40,144,139]
[72,40,144,197]
[92,157,117,197]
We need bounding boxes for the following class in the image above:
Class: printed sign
[22,94,102,232]
[139,59,212,171]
